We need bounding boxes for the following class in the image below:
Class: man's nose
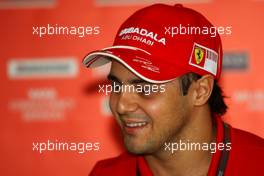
[116,91,138,115]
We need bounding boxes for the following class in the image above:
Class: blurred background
[1,0,264,175]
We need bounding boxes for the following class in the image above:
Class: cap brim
[83,45,177,84]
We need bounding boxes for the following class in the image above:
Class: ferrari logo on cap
[194,47,204,64]
[189,43,219,76]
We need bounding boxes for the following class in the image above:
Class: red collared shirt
[89,117,264,176]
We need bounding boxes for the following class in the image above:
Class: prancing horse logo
[194,47,204,64]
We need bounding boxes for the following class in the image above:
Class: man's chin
[124,139,147,154]
[125,145,147,155]
[124,138,156,155]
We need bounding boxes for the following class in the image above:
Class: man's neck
[144,107,216,176]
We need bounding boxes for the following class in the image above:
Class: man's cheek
[109,96,116,114]
[107,97,121,126]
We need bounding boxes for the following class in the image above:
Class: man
[83,3,264,176]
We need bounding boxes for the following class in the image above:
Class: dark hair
[179,72,227,115]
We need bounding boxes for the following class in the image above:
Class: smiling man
[83,3,264,176]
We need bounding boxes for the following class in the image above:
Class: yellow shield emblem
[194,47,204,64]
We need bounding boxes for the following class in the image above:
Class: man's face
[108,61,191,155]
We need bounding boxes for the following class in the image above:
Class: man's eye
[110,81,120,86]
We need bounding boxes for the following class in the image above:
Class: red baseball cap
[83,3,223,83]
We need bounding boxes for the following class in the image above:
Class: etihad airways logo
[119,27,166,46]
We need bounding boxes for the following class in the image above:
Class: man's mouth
[125,121,148,127]
[121,119,150,135]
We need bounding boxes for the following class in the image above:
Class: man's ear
[191,75,214,106]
